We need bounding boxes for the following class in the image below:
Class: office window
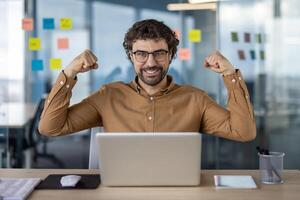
[0,0,25,102]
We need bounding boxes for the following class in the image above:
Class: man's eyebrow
[133,49,167,52]
[132,50,148,52]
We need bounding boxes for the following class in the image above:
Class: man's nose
[145,54,157,67]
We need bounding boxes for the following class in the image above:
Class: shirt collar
[129,75,176,97]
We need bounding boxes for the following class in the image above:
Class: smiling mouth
[142,68,161,77]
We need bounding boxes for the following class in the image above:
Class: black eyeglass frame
[131,49,169,63]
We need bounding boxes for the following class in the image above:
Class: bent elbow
[241,131,256,142]
[237,120,257,142]
[238,126,257,142]
[38,121,61,137]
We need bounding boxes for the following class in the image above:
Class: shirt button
[148,116,152,121]
[60,81,64,85]
[66,84,70,88]
[231,79,236,83]
[150,97,154,101]
[47,100,50,103]
[238,77,242,81]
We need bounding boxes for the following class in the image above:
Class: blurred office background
[0,0,299,169]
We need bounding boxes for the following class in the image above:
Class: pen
[256,146,282,182]
[257,146,274,180]
[264,149,282,181]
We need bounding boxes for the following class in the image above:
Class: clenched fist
[64,50,98,78]
[204,51,235,76]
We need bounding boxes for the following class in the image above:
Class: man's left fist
[204,51,235,76]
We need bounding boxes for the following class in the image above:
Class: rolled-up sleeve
[200,69,256,142]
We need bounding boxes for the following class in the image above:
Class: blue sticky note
[43,18,55,30]
[250,50,256,60]
[32,59,43,71]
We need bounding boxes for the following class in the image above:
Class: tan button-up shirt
[39,69,256,142]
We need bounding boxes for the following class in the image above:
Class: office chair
[88,127,102,169]
[27,97,65,168]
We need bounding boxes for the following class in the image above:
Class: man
[39,19,256,142]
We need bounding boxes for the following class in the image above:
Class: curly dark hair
[123,19,179,63]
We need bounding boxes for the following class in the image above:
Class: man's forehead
[132,38,168,50]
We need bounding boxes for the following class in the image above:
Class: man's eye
[136,52,147,57]
[154,51,166,56]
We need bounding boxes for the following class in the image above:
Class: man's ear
[129,52,134,63]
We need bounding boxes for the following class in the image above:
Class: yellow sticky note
[60,18,73,30]
[50,58,62,70]
[29,37,41,51]
[189,29,201,43]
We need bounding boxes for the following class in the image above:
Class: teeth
[145,69,159,74]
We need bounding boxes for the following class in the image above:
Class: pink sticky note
[22,18,33,31]
[178,48,191,61]
[238,50,246,60]
[57,38,69,49]
[173,29,181,40]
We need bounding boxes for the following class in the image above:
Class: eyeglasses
[132,49,169,63]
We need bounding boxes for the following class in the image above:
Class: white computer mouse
[60,175,81,187]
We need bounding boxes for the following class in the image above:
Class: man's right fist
[64,50,98,78]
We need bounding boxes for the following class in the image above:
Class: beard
[137,65,168,86]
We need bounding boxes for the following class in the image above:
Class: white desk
[0,169,299,200]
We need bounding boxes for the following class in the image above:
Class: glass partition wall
[218,0,300,169]
[1,0,299,169]
[0,0,25,168]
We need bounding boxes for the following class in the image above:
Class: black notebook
[36,174,101,189]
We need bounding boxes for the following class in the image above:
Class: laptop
[95,132,201,186]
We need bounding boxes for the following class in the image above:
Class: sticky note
[57,38,69,49]
[22,18,34,31]
[50,58,62,70]
[29,37,41,51]
[60,18,72,30]
[250,50,256,60]
[178,48,191,61]
[260,50,265,60]
[43,18,55,30]
[238,50,245,60]
[231,32,238,42]
[256,33,262,43]
[188,29,201,42]
[173,29,181,40]
[244,33,251,43]
[32,59,43,71]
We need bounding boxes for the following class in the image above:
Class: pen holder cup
[258,152,285,184]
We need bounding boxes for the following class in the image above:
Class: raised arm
[200,51,256,142]
[38,50,102,136]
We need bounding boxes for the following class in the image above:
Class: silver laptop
[95,132,201,186]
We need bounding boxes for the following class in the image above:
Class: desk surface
[0,169,299,200]
[0,102,35,128]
